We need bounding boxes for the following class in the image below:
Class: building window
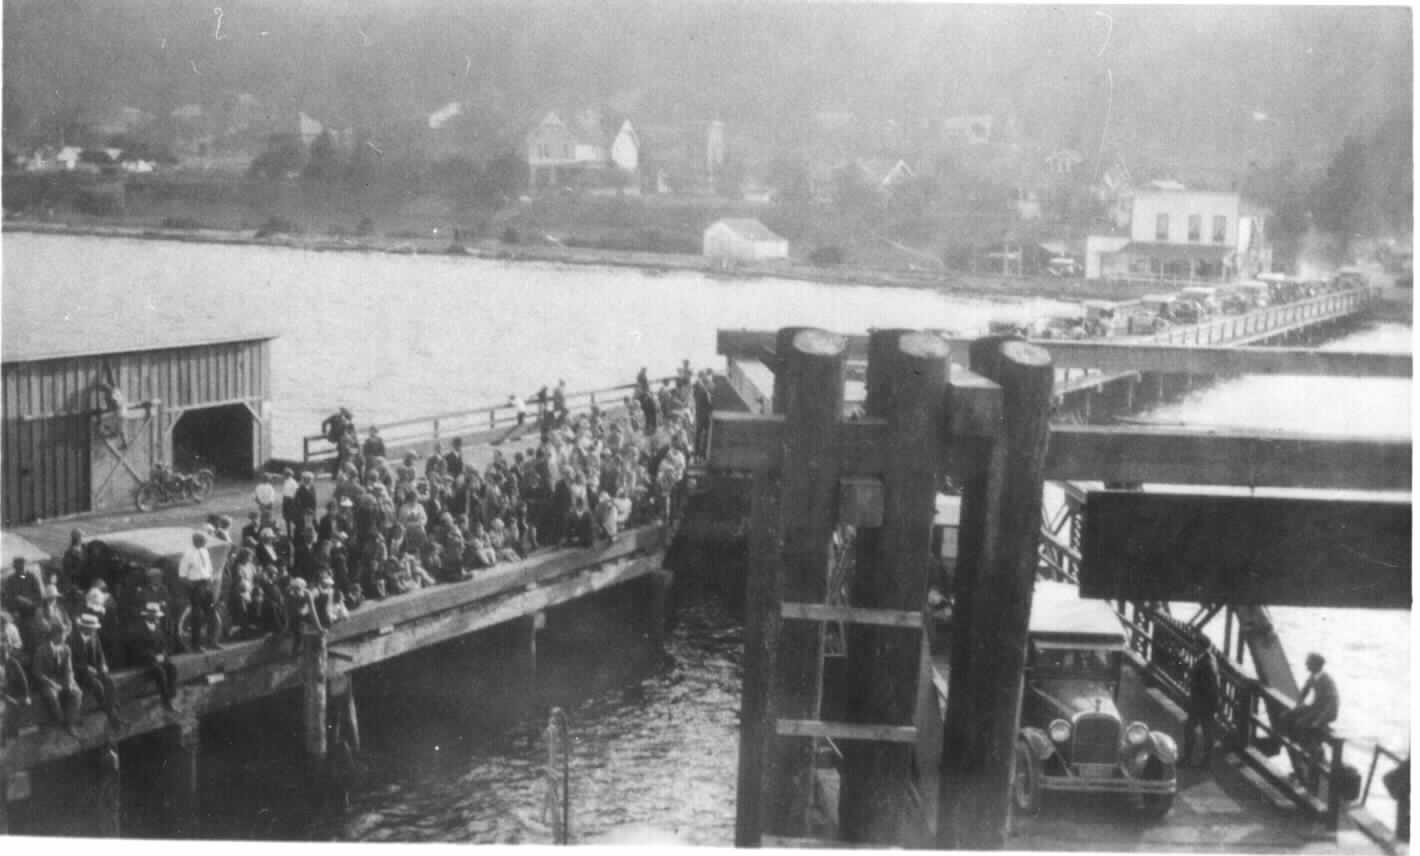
[1187,214,1201,242]
[1212,215,1227,243]
[1155,213,1169,241]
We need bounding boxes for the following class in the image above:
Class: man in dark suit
[33,621,81,733]
[129,602,178,711]
[72,612,121,728]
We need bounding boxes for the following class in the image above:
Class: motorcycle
[134,461,215,512]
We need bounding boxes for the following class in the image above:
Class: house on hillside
[1092,188,1271,281]
[610,120,640,172]
[703,218,789,262]
[526,111,624,190]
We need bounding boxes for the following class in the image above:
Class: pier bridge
[699,290,1409,850]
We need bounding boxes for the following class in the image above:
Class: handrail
[1360,741,1406,809]
[1114,599,1358,830]
[300,373,681,464]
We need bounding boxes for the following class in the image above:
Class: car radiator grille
[1072,714,1119,766]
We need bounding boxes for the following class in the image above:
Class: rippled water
[3,233,1411,842]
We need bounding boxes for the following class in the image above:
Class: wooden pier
[0,525,670,835]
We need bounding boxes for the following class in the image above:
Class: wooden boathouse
[1,333,275,524]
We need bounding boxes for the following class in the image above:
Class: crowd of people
[0,364,714,736]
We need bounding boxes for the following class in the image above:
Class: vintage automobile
[1233,280,1271,309]
[1014,582,1178,819]
[85,527,234,659]
[1028,312,1091,340]
[1178,285,1224,316]
[1138,293,1202,327]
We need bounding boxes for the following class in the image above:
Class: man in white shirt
[180,531,219,651]
[254,473,278,517]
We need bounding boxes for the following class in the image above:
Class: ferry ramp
[1005,663,1389,853]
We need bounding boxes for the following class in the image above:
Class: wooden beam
[328,554,663,673]
[1045,425,1412,491]
[4,660,304,771]
[938,338,1055,850]
[1080,492,1412,609]
[735,469,783,848]
[840,329,948,845]
[766,328,846,838]
[776,720,919,743]
[707,413,886,475]
[780,603,925,628]
[722,328,1409,380]
[947,339,1412,378]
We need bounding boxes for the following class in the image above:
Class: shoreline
[2,218,1155,304]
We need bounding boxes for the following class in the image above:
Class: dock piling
[937,337,1053,850]
[302,631,329,762]
[169,718,201,837]
[97,742,121,837]
[839,331,947,846]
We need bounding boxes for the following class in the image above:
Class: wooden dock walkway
[1,525,666,772]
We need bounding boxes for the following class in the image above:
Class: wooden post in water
[937,338,1053,850]
[645,569,675,653]
[839,331,948,845]
[172,718,201,837]
[97,742,121,837]
[735,469,784,848]
[766,328,846,838]
[303,631,329,762]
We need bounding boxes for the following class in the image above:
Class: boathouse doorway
[172,403,256,478]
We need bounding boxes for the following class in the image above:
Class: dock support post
[840,331,947,846]
[303,631,329,763]
[937,338,1053,850]
[97,742,121,838]
[645,569,675,653]
[170,718,201,837]
[767,329,846,838]
[330,674,361,754]
[734,469,783,848]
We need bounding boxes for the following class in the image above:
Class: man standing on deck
[180,531,220,651]
[1183,640,1220,767]
[363,426,386,461]
[693,370,713,460]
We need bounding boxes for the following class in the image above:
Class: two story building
[1096,189,1270,282]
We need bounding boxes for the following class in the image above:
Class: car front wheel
[1013,738,1044,816]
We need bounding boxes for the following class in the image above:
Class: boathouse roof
[2,329,278,364]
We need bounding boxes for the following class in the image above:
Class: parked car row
[1016,271,1369,341]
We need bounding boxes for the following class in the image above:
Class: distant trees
[303,130,342,182]
[249,134,304,180]
[1311,114,1412,243]
[767,157,812,204]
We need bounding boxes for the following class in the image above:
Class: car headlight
[1049,719,1071,743]
[1125,722,1149,746]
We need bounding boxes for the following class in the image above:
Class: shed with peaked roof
[2,332,276,524]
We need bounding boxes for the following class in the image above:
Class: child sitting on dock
[284,578,323,654]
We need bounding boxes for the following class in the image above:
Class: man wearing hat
[129,602,178,711]
[60,528,87,594]
[72,611,121,727]
[27,583,71,656]
[180,531,220,652]
[33,620,81,733]
[241,510,263,547]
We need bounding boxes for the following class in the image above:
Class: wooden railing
[1114,600,1351,831]
[1147,287,1371,347]
[300,374,680,465]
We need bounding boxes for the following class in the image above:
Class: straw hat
[142,602,165,619]
[77,612,101,631]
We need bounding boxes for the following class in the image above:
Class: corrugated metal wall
[2,339,272,524]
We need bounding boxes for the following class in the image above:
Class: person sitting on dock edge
[33,621,81,735]
[1284,652,1339,788]
[73,612,122,728]
[129,602,178,711]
